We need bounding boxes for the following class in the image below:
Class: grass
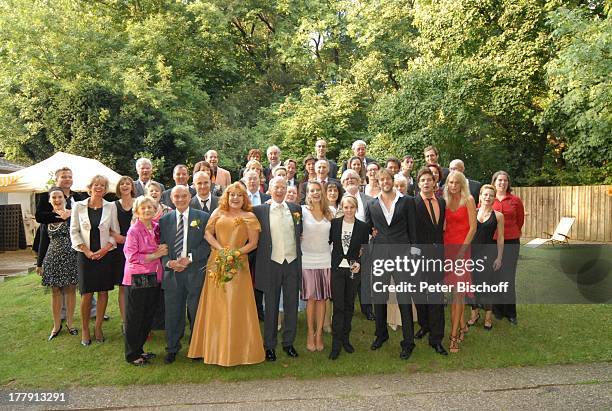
[1,247,611,389]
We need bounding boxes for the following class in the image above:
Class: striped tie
[174,213,184,258]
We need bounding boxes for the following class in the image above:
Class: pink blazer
[122,219,163,285]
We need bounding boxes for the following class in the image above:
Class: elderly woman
[70,175,120,346]
[122,196,168,365]
[491,171,524,325]
[243,159,267,193]
[41,187,79,340]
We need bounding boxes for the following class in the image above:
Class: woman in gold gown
[188,182,265,366]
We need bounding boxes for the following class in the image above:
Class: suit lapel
[262,204,272,242]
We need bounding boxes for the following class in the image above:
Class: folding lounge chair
[525,217,575,248]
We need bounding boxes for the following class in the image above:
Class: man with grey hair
[341,139,376,173]
[135,157,165,197]
[205,150,231,189]
[299,159,338,204]
[448,159,481,201]
[161,164,196,208]
[264,145,282,182]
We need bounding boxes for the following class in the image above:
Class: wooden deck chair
[525,217,575,248]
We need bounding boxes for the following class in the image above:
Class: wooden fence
[513,185,612,243]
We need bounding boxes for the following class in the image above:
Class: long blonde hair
[443,171,471,207]
[305,181,333,220]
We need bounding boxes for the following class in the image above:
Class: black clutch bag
[131,273,158,289]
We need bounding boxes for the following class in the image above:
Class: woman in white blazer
[70,175,119,346]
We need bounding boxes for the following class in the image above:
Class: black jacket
[329,217,370,270]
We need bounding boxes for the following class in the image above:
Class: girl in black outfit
[468,184,504,330]
[328,195,371,360]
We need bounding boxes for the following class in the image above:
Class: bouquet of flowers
[208,247,243,288]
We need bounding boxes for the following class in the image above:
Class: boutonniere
[190,219,201,228]
[292,212,301,225]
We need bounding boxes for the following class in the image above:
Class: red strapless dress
[443,205,473,295]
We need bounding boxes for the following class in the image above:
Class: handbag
[131,272,158,289]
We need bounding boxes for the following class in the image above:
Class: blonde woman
[442,171,476,353]
[301,181,333,351]
[145,181,172,222]
[244,159,267,193]
[70,175,120,346]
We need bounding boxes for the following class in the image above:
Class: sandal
[306,331,316,352]
[130,358,148,366]
[315,331,324,352]
[449,336,459,353]
[68,327,79,336]
[467,311,480,326]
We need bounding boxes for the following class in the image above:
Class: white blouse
[300,205,332,269]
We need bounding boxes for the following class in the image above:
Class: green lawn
[1,247,611,388]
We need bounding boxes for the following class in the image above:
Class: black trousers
[493,239,520,320]
[124,285,161,362]
[330,268,358,349]
[374,302,414,349]
[415,303,444,345]
[357,275,373,317]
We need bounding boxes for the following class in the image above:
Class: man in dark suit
[364,168,418,360]
[299,159,339,204]
[243,170,270,319]
[263,145,282,182]
[315,139,339,179]
[161,164,196,208]
[341,139,376,174]
[134,157,165,197]
[252,177,302,361]
[413,167,448,356]
[449,159,482,202]
[190,171,218,213]
[159,186,210,364]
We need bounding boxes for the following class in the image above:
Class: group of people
[35,139,524,366]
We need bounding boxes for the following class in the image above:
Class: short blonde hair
[87,175,109,195]
[133,196,156,216]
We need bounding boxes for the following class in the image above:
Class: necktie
[174,213,184,258]
[201,198,209,213]
[427,198,437,226]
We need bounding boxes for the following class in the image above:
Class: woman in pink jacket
[122,196,168,366]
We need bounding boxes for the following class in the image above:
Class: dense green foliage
[0,0,609,184]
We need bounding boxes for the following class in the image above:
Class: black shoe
[400,346,414,360]
[414,328,429,340]
[282,345,298,358]
[365,312,375,321]
[494,312,503,320]
[343,342,355,353]
[141,352,157,360]
[508,317,518,325]
[164,352,176,364]
[430,343,448,356]
[68,327,78,336]
[484,322,493,331]
[370,336,388,350]
[329,349,340,360]
[265,349,276,362]
[48,325,62,341]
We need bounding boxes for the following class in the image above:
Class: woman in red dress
[443,171,477,353]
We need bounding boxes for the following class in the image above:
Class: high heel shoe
[306,331,316,352]
[48,324,62,341]
[68,327,78,336]
[94,328,105,343]
[449,336,459,353]
[315,331,324,352]
[81,339,91,346]
[467,312,480,327]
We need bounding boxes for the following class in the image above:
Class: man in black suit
[243,170,270,319]
[253,177,302,361]
[424,145,450,185]
[161,164,196,208]
[341,139,376,174]
[190,171,218,213]
[449,159,482,202]
[413,167,448,356]
[263,145,282,183]
[134,157,165,197]
[315,139,338,179]
[364,168,418,360]
[299,159,339,204]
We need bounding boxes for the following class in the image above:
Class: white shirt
[196,194,211,211]
[377,190,401,226]
[269,201,297,264]
[175,208,190,258]
[355,192,366,222]
[301,206,331,269]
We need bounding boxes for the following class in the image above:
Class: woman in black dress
[70,175,120,346]
[328,195,371,360]
[468,184,505,330]
[111,176,135,333]
[41,187,79,340]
